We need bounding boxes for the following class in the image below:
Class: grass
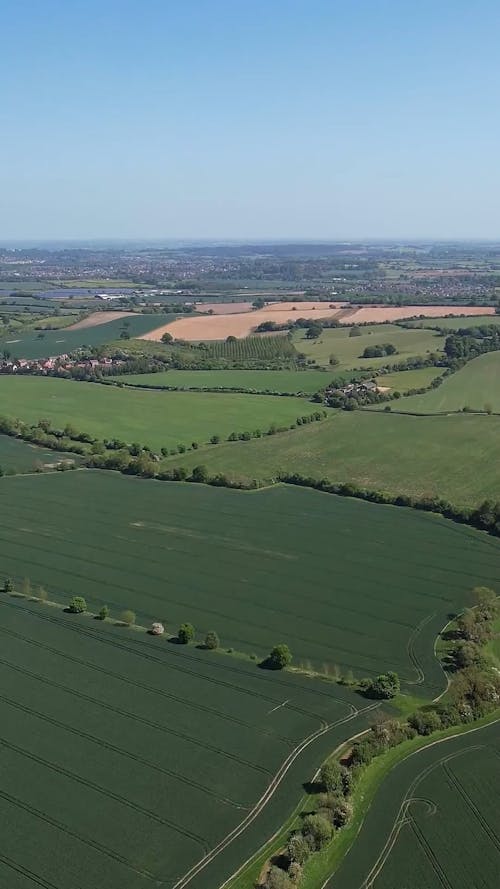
[113,369,333,395]
[0,314,176,359]
[292,325,444,370]
[0,596,365,889]
[373,367,443,393]
[405,314,500,330]
[57,279,140,289]
[387,351,500,414]
[0,471,499,695]
[326,715,500,889]
[0,377,308,450]
[0,433,79,472]
[164,411,500,508]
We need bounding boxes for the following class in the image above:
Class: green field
[292,325,444,370]
[114,369,332,395]
[374,367,443,392]
[0,377,307,450]
[0,433,79,472]
[0,598,372,889]
[165,411,500,507]
[1,471,499,695]
[388,352,500,414]
[0,314,175,359]
[405,314,500,330]
[327,717,500,889]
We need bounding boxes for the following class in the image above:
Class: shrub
[287,831,311,865]
[408,709,442,735]
[204,631,219,650]
[4,577,13,592]
[121,609,136,626]
[178,622,195,644]
[302,813,333,850]
[97,605,109,621]
[68,596,87,613]
[268,643,292,670]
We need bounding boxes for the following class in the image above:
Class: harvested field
[0,472,499,695]
[343,305,495,325]
[141,302,347,342]
[0,597,366,889]
[327,718,500,889]
[65,311,138,330]
[195,302,254,314]
[141,305,495,343]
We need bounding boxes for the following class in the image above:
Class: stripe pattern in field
[0,599,362,889]
[0,472,499,697]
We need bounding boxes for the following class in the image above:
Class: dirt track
[139,302,494,343]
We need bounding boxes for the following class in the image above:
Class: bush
[320,761,343,793]
[204,630,219,650]
[302,813,333,850]
[364,670,400,699]
[408,709,442,735]
[287,831,311,865]
[97,605,109,621]
[3,577,13,592]
[121,609,136,626]
[68,596,87,613]
[178,622,195,644]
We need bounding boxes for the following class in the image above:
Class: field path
[172,701,380,889]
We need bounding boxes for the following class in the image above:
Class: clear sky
[2,0,500,241]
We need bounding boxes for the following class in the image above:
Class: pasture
[0,377,307,451]
[0,433,79,472]
[0,598,367,889]
[166,411,500,507]
[388,352,500,413]
[292,325,444,370]
[0,471,499,696]
[373,367,443,393]
[0,313,176,359]
[327,717,500,889]
[114,369,332,395]
[406,314,500,330]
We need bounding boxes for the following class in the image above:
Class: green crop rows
[327,718,500,889]
[114,368,333,394]
[206,335,297,362]
[1,472,499,695]
[389,351,500,414]
[0,597,369,889]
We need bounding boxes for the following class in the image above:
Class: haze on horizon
[2,0,500,242]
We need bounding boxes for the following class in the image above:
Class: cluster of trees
[359,670,400,699]
[361,343,397,359]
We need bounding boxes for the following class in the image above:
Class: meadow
[0,433,79,472]
[388,352,500,413]
[0,598,369,889]
[114,369,332,395]
[292,325,444,370]
[0,313,176,359]
[373,367,443,392]
[406,314,500,330]
[165,411,500,507]
[0,377,307,450]
[327,717,500,889]
[1,471,499,696]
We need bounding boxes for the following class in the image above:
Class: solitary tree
[98,605,110,621]
[268,643,292,670]
[121,609,136,626]
[68,596,87,613]
[204,631,220,650]
[161,331,174,344]
[178,622,195,644]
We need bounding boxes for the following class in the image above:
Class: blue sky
[2,0,500,240]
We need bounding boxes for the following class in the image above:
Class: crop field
[1,472,499,696]
[0,377,307,450]
[327,717,500,889]
[388,352,500,414]
[0,433,79,472]
[292,325,444,370]
[373,367,443,392]
[406,314,500,330]
[0,597,374,889]
[166,411,500,507]
[114,369,332,394]
[206,335,298,362]
[0,313,176,359]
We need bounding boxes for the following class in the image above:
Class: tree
[121,609,136,626]
[161,332,174,344]
[306,322,323,339]
[4,577,13,593]
[226,335,237,343]
[21,577,31,597]
[191,465,208,483]
[98,605,109,621]
[252,297,266,309]
[210,434,220,444]
[204,631,219,650]
[302,813,333,850]
[329,354,339,366]
[367,671,400,699]
[268,643,292,670]
[320,761,343,793]
[287,832,311,865]
[69,595,87,613]
[178,622,195,644]
[472,586,499,621]
[454,641,481,669]
[264,866,293,889]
